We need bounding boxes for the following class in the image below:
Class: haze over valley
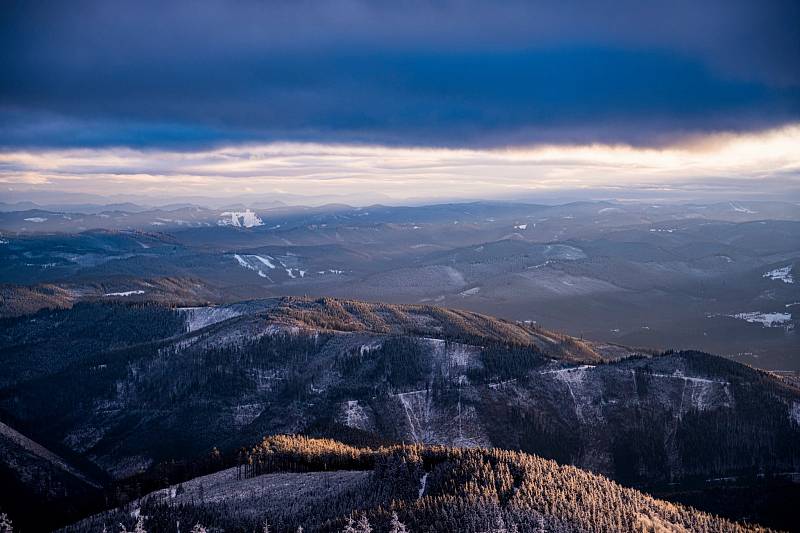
[1,1,799,532]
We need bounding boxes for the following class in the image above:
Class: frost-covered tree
[356,514,372,533]
[388,512,408,533]
[341,517,358,533]
[190,524,207,533]
[262,519,271,533]
[119,517,146,533]
[0,513,12,533]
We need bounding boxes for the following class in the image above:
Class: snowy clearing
[763,265,794,284]
[218,209,264,228]
[104,290,146,297]
[731,312,792,327]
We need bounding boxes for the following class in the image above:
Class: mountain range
[1,297,798,531]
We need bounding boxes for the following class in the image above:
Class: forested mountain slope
[1,297,798,529]
[64,436,772,533]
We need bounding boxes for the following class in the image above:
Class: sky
[1,0,799,205]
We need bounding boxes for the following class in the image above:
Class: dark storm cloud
[1,0,798,149]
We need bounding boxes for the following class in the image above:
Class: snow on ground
[232,403,264,428]
[104,290,146,297]
[99,467,369,522]
[218,209,264,228]
[763,265,794,284]
[0,421,102,488]
[514,223,528,230]
[541,366,595,422]
[233,254,278,279]
[283,268,305,278]
[729,202,757,214]
[640,370,731,411]
[459,287,481,297]
[790,402,800,425]
[178,306,244,332]
[731,312,792,327]
[540,365,596,375]
[418,472,428,498]
[23,217,47,222]
[395,390,433,443]
[488,379,517,390]
[253,255,276,269]
[341,400,371,431]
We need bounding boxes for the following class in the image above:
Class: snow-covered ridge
[218,209,264,228]
[763,265,794,284]
[24,217,47,222]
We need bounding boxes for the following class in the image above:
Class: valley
[2,200,798,370]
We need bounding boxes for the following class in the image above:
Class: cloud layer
[2,0,799,149]
[3,126,799,204]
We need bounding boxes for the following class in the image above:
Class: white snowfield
[178,306,244,332]
[732,312,793,328]
[218,209,264,228]
[729,202,757,214]
[459,286,481,297]
[233,254,278,279]
[104,290,146,297]
[23,217,47,222]
[763,265,794,284]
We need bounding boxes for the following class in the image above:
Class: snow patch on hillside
[233,254,277,279]
[340,400,371,431]
[731,312,792,327]
[396,390,433,443]
[0,421,102,488]
[763,265,793,284]
[178,306,244,332]
[232,404,264,428]
[790,402,800,425]
[459,287,480,297]
[418,472,428,498]
[542,366,595,422]
[729,202,756,214]
[104,290,146,297]
[218,209,264,228]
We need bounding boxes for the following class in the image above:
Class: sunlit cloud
[2,125,799,205]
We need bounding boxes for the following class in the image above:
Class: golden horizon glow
[2,125,799,204]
